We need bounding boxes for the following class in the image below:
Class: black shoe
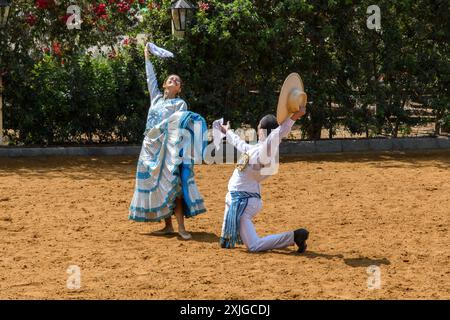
[294,228,309,253]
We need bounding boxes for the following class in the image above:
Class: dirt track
[0,151,449,299]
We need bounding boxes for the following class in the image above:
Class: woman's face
[163,74,182,95]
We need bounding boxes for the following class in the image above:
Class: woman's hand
[144,46,151,60]
[219,121,231,134]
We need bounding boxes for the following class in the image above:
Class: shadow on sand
[343,257,391,268]
[248,248,391,268]
[141,231,220,244]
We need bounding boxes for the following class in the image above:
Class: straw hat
[276,73,307,124]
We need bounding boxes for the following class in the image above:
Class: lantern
[170,0,195,38]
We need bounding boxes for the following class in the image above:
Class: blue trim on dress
[135,121,181,194]
[130,187,181,213]
[129,111,208,222]
[128,208,206,222]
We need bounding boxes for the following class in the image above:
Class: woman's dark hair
[259,114,279,136]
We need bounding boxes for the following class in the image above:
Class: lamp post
[0,0,11,145]
[170,0,195,39]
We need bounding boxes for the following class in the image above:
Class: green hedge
[1,0,449,145]
[4,45,148,145]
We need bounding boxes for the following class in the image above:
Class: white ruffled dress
[129,59,206,222]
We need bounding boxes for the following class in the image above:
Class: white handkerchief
[212,118,226,151]
[147,42,174,59]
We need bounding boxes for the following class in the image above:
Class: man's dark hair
[259,114,279,136]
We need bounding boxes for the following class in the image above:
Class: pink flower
[35,0,50,9]
[123,38,129,46]
[26,14,38,26]
[95,3,107,16]
[52,42,62,56]
[117,1,131,12]
[198,1,209,11]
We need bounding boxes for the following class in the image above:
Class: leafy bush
[1,0,449,145]
[4,44,148,145]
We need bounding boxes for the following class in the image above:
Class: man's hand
[291,105,307,121]
[219,121,231,134]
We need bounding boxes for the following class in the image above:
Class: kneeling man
[218,73,310,253]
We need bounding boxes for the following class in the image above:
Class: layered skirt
[129,111,207,222]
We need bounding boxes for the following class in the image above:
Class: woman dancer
[129,44,206,240]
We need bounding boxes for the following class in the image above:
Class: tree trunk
[307,122,322,140]
[435,120,441,136]
[393,119,399,138]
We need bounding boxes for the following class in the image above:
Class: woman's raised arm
[145,47,162,107]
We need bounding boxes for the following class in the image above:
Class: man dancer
[217,73,310,253]
[218,112,309,253]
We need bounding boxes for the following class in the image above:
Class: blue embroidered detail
[129,111,208,222]
[220,191,261,249]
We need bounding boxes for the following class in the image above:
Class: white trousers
[223,192,295,252]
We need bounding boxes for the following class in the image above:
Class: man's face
[257,122,264,140]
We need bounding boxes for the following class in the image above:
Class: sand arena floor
[0,151,449,299]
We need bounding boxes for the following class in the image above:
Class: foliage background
[0,0,448,145]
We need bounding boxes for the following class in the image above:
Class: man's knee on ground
[246,240,263,253]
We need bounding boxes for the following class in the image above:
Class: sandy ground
[0,150,449,300]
